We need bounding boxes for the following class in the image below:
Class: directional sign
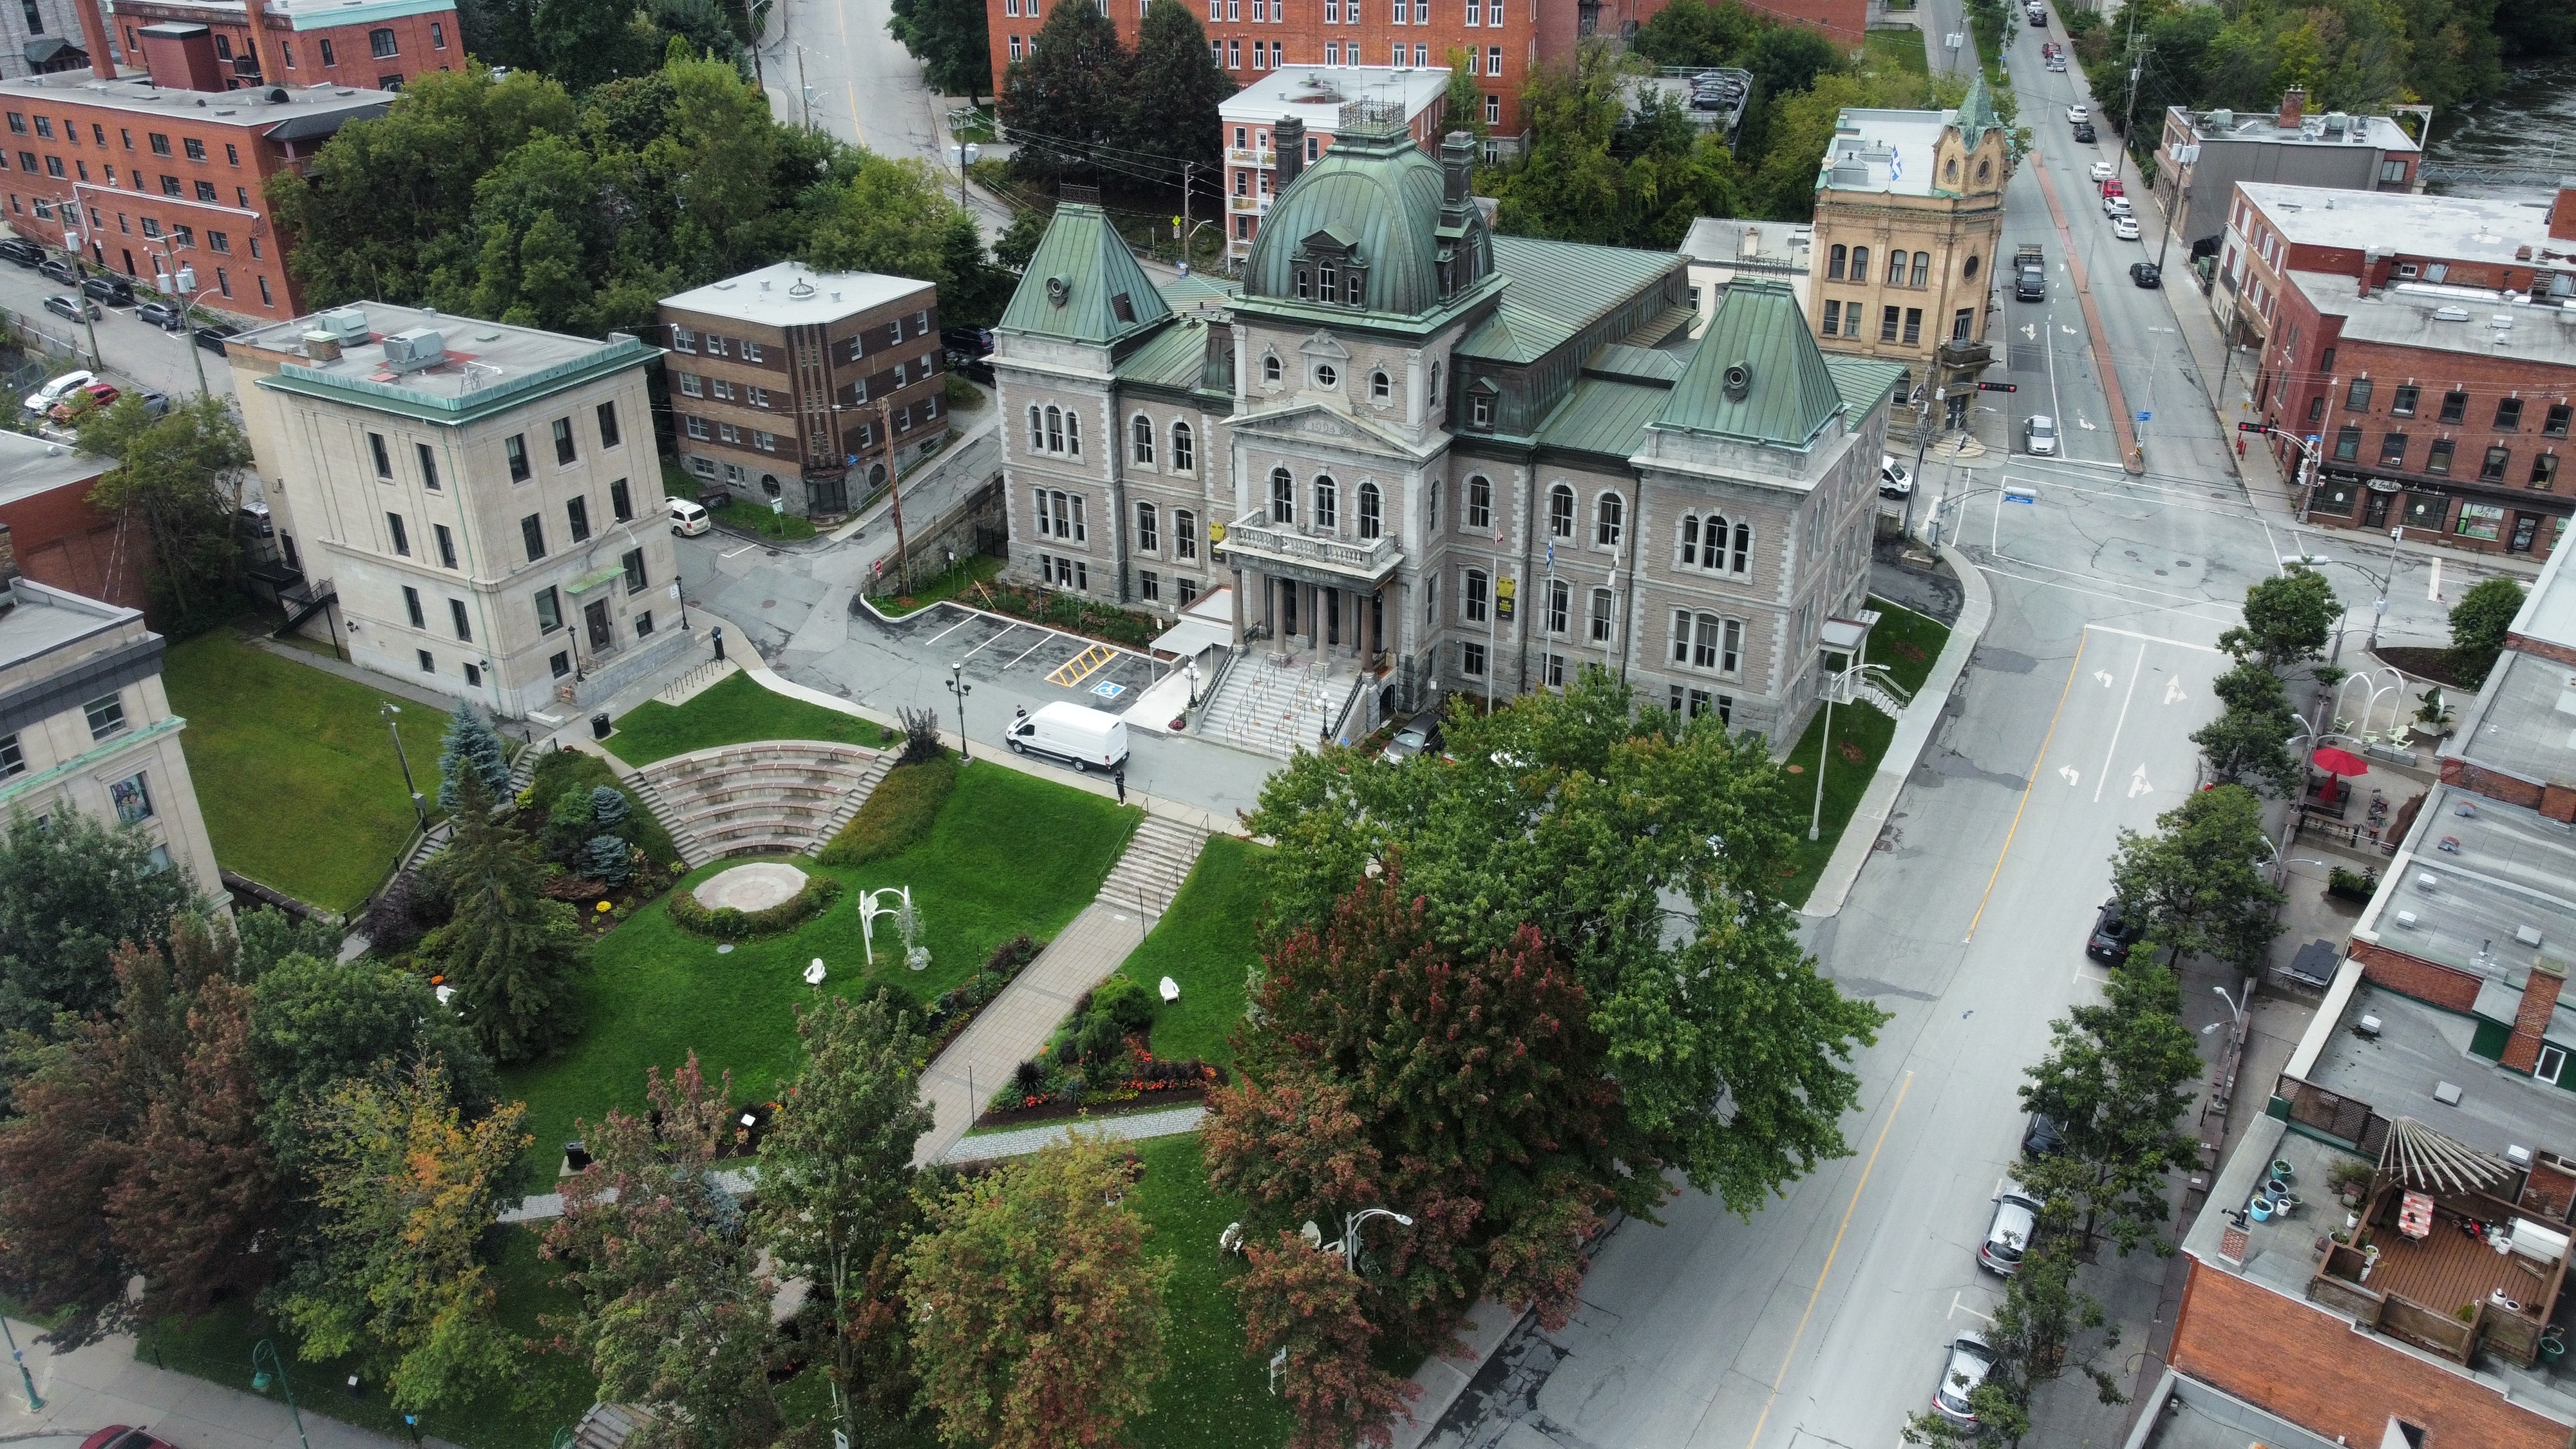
[2002,485,2038,504]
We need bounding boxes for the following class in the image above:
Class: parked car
[2047,53,2067,70]
[668,496,712,536]
[135,298,187,329]
[1379,708,1445,764]
[2066,104,2089,124]
[2088,160,2115,182]
[2072,121,2098,143]
[50,381,120,422]
[23,368,97,413]
[43,293,100,323]
[37,256,79,285]
[137,389,170,417]
[2086,897,2142,960]
[960,355,995,385]
[1931,1332,1998,1427]
[193,323,240,355]
[2130,261,2163,289]
[80,1428,179,1449]
[2023,413,2059,456]
[0,238,42,267]
[80,274,135,307]
[1980,1182,2043,1274]
[2021,1112,2066,1158]
[940,325,994,357]
[2102,194,2134,218]
[1879,454,1913,498]
[2111,215,2142,240]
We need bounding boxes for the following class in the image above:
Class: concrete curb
[1801,544,1995,918]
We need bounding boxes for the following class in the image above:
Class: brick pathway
[940,1104,1206,1164]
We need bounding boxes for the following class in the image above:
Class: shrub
[585,835,636,887]
[526,748,681,868]
[1089,974,1156,1032]
[817,753,960,866]
[543,788,596,863]
[360,869,426,952]
[668,873,843,938]
[897,705,946,767]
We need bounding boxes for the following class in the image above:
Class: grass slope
[609,670,892,767]
[1128,1133,1295,1449]
[163,632,452,912]
[501,762,1137,1169]
[1770,598,1951,906]
[1113,836,1268,1068]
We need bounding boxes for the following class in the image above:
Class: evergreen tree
[889,0,994,102]
[0,810,203,1034]
[1117,0,1233,170]
[999,0,1130,180]
[436,703,513,811]
[419,770,589,1064]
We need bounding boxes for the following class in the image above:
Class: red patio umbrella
[2313,745,2370,779]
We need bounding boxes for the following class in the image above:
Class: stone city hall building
[990,104,1897,755]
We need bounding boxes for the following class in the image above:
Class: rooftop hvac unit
[2508,1144,2535,1168]
[2434,306,2471,321]
[2356,1014,2385,1038]
[2512,1218,2570,1265]
[316,307,369,345]
[381,328,446,374]
[2394,909,2421,929]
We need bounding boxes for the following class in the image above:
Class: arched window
[1828,243,1847,279]
[1945,156,1958,182]
[1343,271,1362,305]
[1264,354,1283,383]
[1463,567,1489,623]
[1727,521,1750,573]
[1171,421,1194,471]
[1358,480,1381,539]
[1065,410,1081,457]
[1428,475,1440,531]
[1595,491,1622,547]
[1314,474,1338,530]
[1911,251,1931,287]
[1850,245,1870,281]
[1886,250,1906,285]
[1270,466,1294,524]
[1430,361,1442,405]
[1465,474,1492,529]
[1132,413,1155,465]
[1372,369,1390,401]
[1028,406,1044,451]
[1963,254,1980,279]
[1044,405,1063,453]
[1678,513,1701,567]
[1977,158,1991,182]
[1548,482,1574,538]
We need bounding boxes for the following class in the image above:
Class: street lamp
[381,701,430,831]
[2283,530,2405,658]
[946,663,972,762]
[1898,385,1937,542]
[1340,1207,1414,1274]
[2213,983,2245,1026]
[251,1338,314,1449]
[2,1313,41,1410]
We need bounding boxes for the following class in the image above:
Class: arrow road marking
[2061,325,2080,336]
[2022,323,2038,340]
[2078,415,2098,430]
[2128,764,2154,798]
[2095,641,2148,804]
[2060,765,2083,786]
[2163,676,2187,705]
[2096,670,2116,687]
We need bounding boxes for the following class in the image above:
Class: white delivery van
[1007,701,1129,772]
[668,497,712,536]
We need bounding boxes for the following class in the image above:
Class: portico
[1219,511,1401,665]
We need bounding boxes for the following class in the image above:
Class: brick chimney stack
[2278,86,2307,130]
[1274,117,1305,190]
[73,0,117,80]
[2503,957,2568,1074]
[2552,179,2576,243]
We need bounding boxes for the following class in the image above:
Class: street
[0,257,234,405]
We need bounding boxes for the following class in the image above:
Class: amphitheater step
[630,741,888,867]
[1097,815,1211,918]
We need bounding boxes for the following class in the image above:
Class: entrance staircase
[626,742,893,866]
[1097,815,1211,918]
[1194,651,1352,761]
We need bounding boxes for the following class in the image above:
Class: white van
[668,497,712,537]
[1007,701,1129,772]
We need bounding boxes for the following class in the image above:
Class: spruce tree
[419,769,589,1064]
[1117,0,1233,171]
[435,703,512,812]
[999,0,1128,180]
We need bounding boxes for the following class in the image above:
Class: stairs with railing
[1193,652,1350,761]
[1834,663,1914,717]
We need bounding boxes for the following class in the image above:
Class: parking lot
[882,601,1162,712]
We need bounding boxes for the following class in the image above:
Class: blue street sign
[2136,411,2151,422]
[846,453,861,468]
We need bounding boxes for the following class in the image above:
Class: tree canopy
[0,810,204,1035]
[419,768,591,1065]
[890,0,994,102]
[2219,564,2340,671]
[998,0,1132,178]
[2109,785,2285,971]
[1484,43,1744,247]
[79,394,256,636]
[2447,575,2526,685]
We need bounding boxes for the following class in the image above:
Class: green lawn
[609,670,894,767]
[715,497,819,542]
[1771,599,1953,907]
[876,552,1005,616]
[1867,598,1953,699]
[1113,836,1267,1068]
[501,761,1138,1171]
[134,1226,597,1449]
[1128,1134,1295,1449]
[1864,29,1930,76]
[164,631,453,913]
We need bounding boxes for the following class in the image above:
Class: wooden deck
[2366,1212,2554,1321]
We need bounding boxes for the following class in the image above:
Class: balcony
[1227,194,1272,213]
[1935,337,1993,372]
[1227,147,1275,167]
[1221,511,1401,584]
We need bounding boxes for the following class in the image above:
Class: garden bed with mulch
[2367,646,2478,690]
[966,1077,1217,1132]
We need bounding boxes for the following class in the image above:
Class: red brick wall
[0,475,150,614]
[108,3,459,91]
[2438,755,2546,810]
[2509,633,2576,668]
[2172,1260,2572,1449]
[2350,938,2484,1012]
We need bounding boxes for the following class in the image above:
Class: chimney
[1274,117,1305,191]
[2552,179,2576,243]
[72,0,117,79]
[1439,130,1475,207]
[2278,87,2307,130]
[2502,958,2567,1075]
[138,21,225,92]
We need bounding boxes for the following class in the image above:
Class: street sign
[2306,435,2322,448]
[1976,381,2018,392]
[2002,485,2038,504]
[2136,411,2152,422]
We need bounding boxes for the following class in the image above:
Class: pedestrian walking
[1113,766,1127,804]
[711,626,726,663]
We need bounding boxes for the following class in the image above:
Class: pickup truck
[2014,243,2046,301]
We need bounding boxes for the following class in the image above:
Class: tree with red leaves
[1235,1227,1418,1449]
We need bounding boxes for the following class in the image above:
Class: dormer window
[1295,267,1311,300]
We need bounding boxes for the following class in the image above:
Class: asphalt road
[0,251,233,404]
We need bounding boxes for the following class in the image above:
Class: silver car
[1933,1331,1998,1427]
[1979,1182,2042,1274]
[2024,415,2059,456]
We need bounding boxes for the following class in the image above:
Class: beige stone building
[1806,78,2008,430]
[0,538,223,901]
[227,304,688,723]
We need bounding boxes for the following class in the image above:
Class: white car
[2067,104,2090,124]
[21,369,97,415]
[2088,160,2115,182]
[2024,414,2060,456]
[668,496,712,536]
[2103,194,2134,218]
[2112,215,2142,240]
[1879,454,1913,498]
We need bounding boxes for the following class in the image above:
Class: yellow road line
[1964,631,2088,943]
[1741,1069,1915,1449]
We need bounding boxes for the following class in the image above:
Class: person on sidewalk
[1113,766,1127,804]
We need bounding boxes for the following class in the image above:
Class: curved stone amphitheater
[624,742,892,867]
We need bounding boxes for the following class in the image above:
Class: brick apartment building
[2232,181,2576,560]
[104,0,459,93]
[659,262,948,520]
[1219,64,1448,263]
[0,23,391,323]
[2152,87,2421,263]
[0,431,149,612]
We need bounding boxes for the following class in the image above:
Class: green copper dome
[1244,120,1484,319]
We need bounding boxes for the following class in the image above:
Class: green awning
[565,565,624,595]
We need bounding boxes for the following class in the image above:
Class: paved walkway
[0,1317,442,1449]
[942,1104,1206,1163]
[911,901,1152,1166]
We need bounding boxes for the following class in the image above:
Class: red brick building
[0,432,150,614]
[103,0,458,93]
[2231,182,2576,560]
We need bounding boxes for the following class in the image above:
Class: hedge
[668,873,843,939]
[816,753,959,866]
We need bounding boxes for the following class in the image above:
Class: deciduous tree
[1235,1229,1419,1449]
[419,769,589,1064]
[1902,1198,2122,1446]
[2015,958,2204,1256]
[2447,574,2526,685]
[904,1135,1170,1449]
[247,953,502,1165]
[2107,784,2284,972]
[78,393,255,633]
[0,810,203,1034]
[2189,661,2300,797]
[891,0,994,101]
[2220,564,2340,671]
[999,0,1129,180]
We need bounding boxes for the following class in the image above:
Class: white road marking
[1003,634,1058,670]
[721,542,761,560]
[2093,640,2146,804]
[2094,670,2115,687]
[2060,764,2082,786]
[2081,623,2226,651]
[1947,1292,1996,1325]
[1976,564,2241,621]
[2074,966,2112,987]
[2163,676,2187,705]
[2061,324,2080,336]
[922,611,978,645]
[2127,763,2154,799]
[2076,415,2098,430]
[2429,558,2444,602]
[958,621,1026,660]
[2023,323,2038,340]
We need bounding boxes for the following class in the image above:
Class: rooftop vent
[316,307,369,345]
[381,327,445,374]
[2510,1144,2535,1168]
[2519,925,2546,947]
[2394,909,2421,929]
[2357,1014,2385,1038]
[2417,871,2441,891]
[2494,314,2515,329]
[2434,306,2471,321]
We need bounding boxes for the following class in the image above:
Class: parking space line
[1003,633,1057,670]
[959,621,1026,661]
[922,609,979,646]
[1947,1291,1996,1326]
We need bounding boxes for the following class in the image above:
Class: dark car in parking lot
[194,324,240,355]
[2021,1113,2065,1158]
[0,238,42,267]
[2086,898,2142,961]
[940,325,994,357]
[136,298,186,329]
[1379,708,1446,764]
[81,274,135,307]
[38,257,80,285]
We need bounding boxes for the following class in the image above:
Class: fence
[2276,1071,2391,1158]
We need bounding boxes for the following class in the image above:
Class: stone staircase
[1096,815,1211,918]
[1194,651,1353,761]
[628,742,892,866]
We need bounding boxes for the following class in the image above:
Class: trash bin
[591,712,612,740]
[563,1140,591,1171]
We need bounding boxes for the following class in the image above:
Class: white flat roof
[2237,183,2561,268]
[661,261,934,328]
[1818,108,1953,198]
[1218,66,1450,127]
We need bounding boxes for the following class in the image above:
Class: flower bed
[976,970,1224,1126]
[667,874,843,939]
[909,933,1043,1058]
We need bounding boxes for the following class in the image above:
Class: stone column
[1229,565,1245,649]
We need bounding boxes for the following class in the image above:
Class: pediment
[1232,400,1437,461]
[1297,330,1352,361]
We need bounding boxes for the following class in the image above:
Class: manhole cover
[761,599,777,609]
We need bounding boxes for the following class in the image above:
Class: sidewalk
[0,1317,442,1449]
[942,1104,1206,1164]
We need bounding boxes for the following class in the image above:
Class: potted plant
[2327,1157,2375,1208]
[2412,687,2455,741]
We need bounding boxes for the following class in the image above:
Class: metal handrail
[1325,673,1366,746]
[1195,646,1239,729]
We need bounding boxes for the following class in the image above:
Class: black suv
[2085,898,2143,961]
[37,257,79,286]
[2072,121,2098,143]
[81,275,135,307]
[0,238,41,267]
[193,324,240,355]
[2021,1113,2065,1158]
[940,325,994,357]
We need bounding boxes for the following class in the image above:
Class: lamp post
[381,701,429,830]
[2284,532,2402,659]
[1899,385,1937,542]
[252,1338,314,1449]
[1340,1207,1414,1274]
[946,663,972,762]
[2213,983,2246,1027]
[2,1312,41,1410]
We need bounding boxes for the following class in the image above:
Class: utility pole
[797,45,809,129]
[1180,160,1193,273]
[743,0,764,88]
[876,395,909,594]
[59,234,102,370]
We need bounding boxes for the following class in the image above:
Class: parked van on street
[1007,701,1129,772]
[669,497,712,536]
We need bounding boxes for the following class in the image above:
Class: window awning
[565,565,624,595]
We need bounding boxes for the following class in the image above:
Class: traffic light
[2235,421,2270,433]
[1975,381,2017,392]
